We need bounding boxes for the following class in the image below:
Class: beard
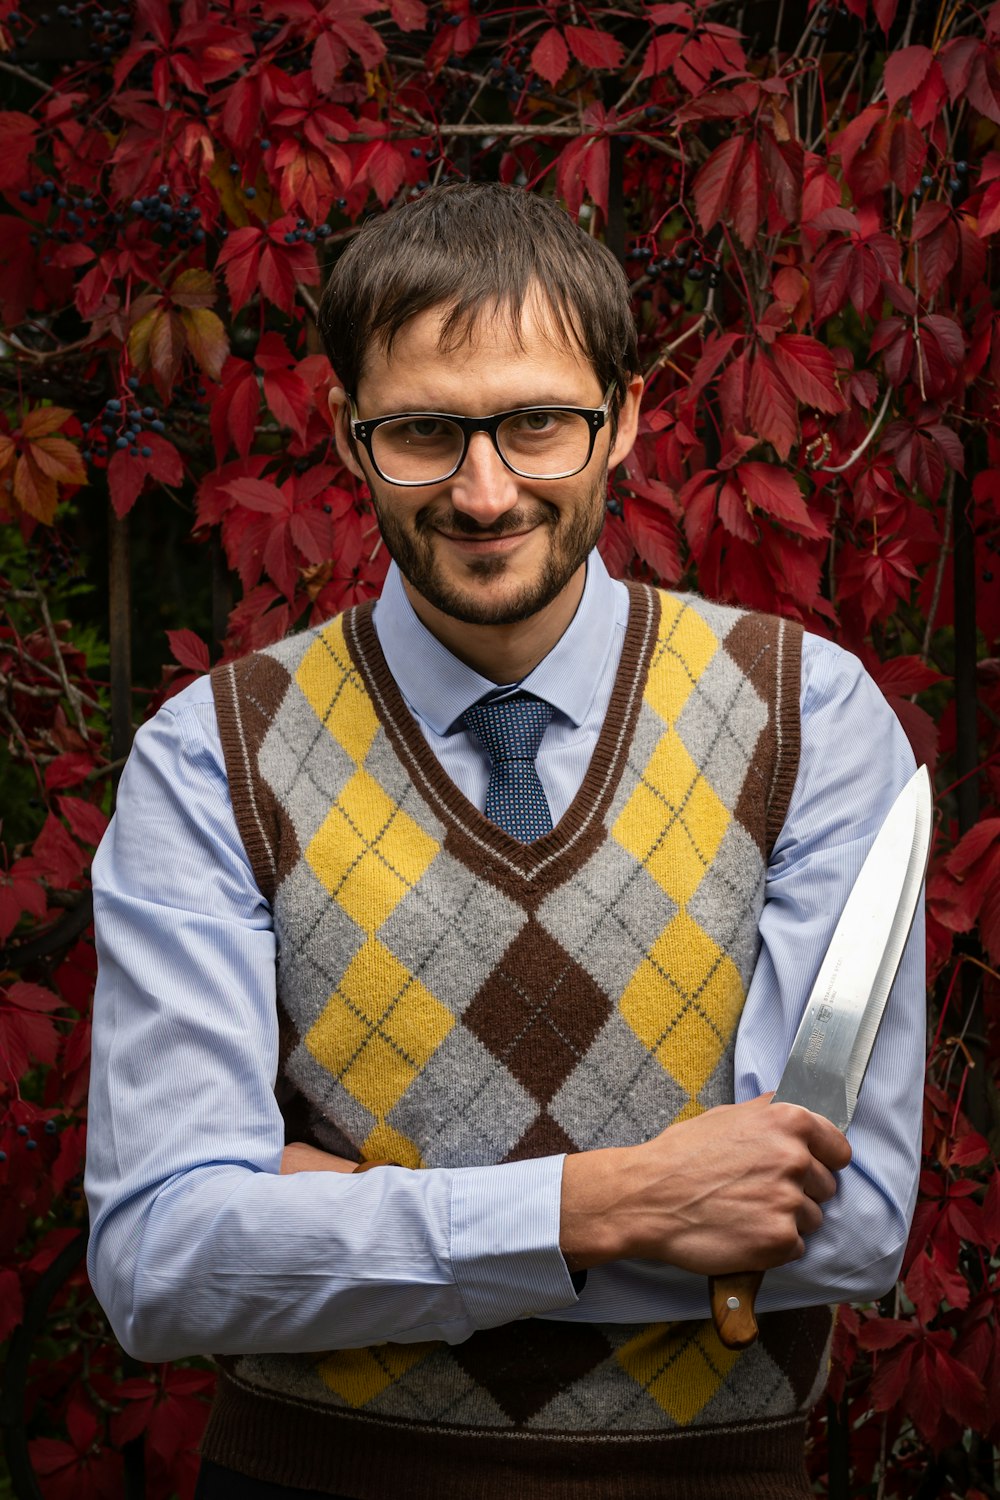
[368,466,609,626]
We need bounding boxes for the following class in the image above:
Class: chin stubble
[370,471,608,626]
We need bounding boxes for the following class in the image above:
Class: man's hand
[281,1143,356,1175]
[559,1093,851,1275]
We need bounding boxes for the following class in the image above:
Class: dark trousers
[195,1459,355,1499]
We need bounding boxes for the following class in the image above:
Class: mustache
[416,505,555,537]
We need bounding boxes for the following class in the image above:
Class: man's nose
[447,432,520,524]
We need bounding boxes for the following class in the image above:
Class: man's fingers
[803,1161,839,1205]
[794,1200,823,1241]
[771,1100,852,1172]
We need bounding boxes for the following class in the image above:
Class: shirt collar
[372,552,621,735]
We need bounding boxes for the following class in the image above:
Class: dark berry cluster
[628,242,719,295]
[129,186,206,246]
[87,5,133,57]
[81,381,166,465]
[18,179,105,262]
[488,48,538,99]
[282,218,334,245]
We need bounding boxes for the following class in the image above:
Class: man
[86,183,924,1499]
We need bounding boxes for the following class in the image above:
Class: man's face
[333,293,640,631]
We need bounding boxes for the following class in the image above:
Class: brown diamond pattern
[453,1319,614,1425]
[504,1112,576,1162]
[463,918,612,1107]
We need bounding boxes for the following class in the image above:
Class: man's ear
[608,373,644,470]
[329,387,366,481]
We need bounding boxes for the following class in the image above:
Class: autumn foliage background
[1,0,999,1495]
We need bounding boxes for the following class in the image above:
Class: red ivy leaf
[771,334,846,413]
[747,351,797,461]
[622,495,682,583]
[44,752,99,791]
[107,434,184,519]
[905,1241,971,1323]
[565,26,624,71]
[868,655,946,697]
[357,140,407,208]
[388,0,428,30]
[693,135,743,234]
[737,462,827,538]
[56,796,109,847]
[731,138,766,250]
[0,981,62,1078]
[638,31,686,82]
[884,45,935,107]
[30,814,88,889]
[0,112,37,191]
[531,26,570,87]
[890,116,928,197]
[166,628,211,674]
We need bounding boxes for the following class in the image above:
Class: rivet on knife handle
[710,1271,763,1349]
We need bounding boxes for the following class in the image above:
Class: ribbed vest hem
[200,1372,814,1499]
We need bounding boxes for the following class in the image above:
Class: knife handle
[709,1271,764,1349]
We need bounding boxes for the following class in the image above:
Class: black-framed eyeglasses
[348,383,616,487]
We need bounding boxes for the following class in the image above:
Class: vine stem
[918,469,954,673]
[814,386,892,474]
[0,57,49,92]
[346,122,600,140]
[645,313,704,376]
[31,586,90,741]
[5,333,98,365]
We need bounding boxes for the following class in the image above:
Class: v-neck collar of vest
[341,581,660,896]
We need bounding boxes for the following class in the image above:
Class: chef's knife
[709,763,933,1351]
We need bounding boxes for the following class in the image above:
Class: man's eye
[515,411,557,433]
[404,418,447,439]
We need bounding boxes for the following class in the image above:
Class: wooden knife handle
[709,1271,764,1349]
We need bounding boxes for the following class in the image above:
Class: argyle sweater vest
[204,584,834,1500]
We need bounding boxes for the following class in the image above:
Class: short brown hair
[317,183,638,421]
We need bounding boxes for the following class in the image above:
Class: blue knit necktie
[462,692,554,841]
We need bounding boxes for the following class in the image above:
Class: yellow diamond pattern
[620,910,744,1098]
[305,769,439,932]
[360,1121,424,1170]
[305,938,454,1125]
[612,730,729,904]
[616,1322,741,1426]
[316,1342,438,1408]
[613,600,746,1113]
[642,597,719,728]
[296,621,380,766]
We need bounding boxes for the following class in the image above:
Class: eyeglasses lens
[370,410,592,483]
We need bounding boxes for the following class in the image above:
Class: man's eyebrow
[365,392,596,415]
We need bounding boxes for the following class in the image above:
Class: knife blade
[709,763,933,1351]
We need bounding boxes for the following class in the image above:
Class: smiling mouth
[437,527,535,549]
[421,505,552,543]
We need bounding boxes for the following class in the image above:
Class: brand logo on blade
[803,999,837,1073]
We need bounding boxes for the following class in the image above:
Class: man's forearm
[558,1094,848,1274]
[285,1093,850,1282]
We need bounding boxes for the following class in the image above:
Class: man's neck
[401,568,587,684]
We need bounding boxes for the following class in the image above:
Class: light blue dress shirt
[85,554,925,1361]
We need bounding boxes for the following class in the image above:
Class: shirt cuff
[449,1156,580,1328]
